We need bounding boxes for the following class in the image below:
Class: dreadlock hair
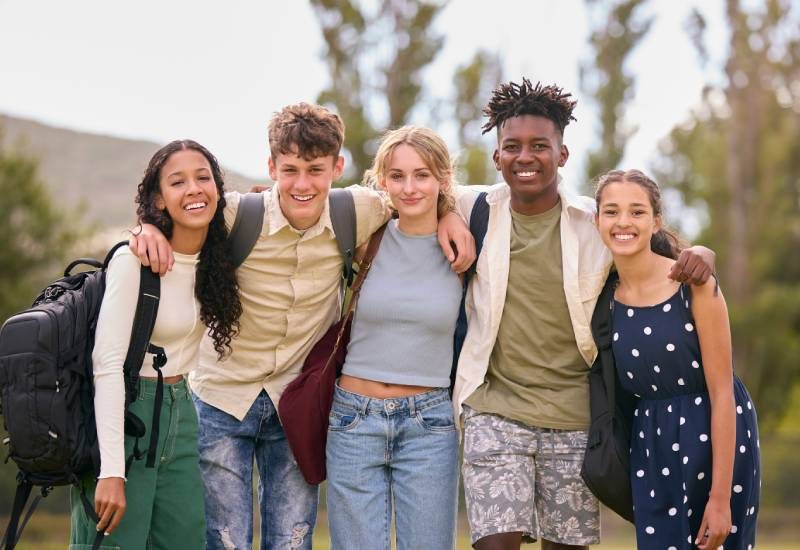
[136,139,242,359]
[594,169,687,260]
[481,77,577,136]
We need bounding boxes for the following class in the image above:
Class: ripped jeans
[194,391,317,550]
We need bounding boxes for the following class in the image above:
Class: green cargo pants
[70,377,205,549]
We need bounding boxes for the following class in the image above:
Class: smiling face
[269,150,344,230]
[155,149,219,247]
[379,143,443,234]
[494,114,568,215]
[596,180,662,258]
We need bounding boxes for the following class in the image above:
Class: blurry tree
[0,135,81,322]
[311,0,447,182]
[0,131,84,512]
[656,0,800,426]
[453,50,503,185]
[580,0,652,189]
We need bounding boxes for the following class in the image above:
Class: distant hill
[0,114,265,229]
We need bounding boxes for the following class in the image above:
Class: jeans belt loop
[408,396,417,417]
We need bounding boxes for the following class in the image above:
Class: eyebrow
[601,201,649,207]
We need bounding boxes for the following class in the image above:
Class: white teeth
[517,171,538,177]
[614,234,635,240]
[292,195,314,202]
[184,202,206,211]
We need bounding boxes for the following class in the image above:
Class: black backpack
[0,241,161,550]
[580,270,637,523]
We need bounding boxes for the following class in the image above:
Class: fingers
[695,518,710,549]
[670,251,710,285]
[695,518,729,549]
[94,478,126,535]
[437,233,456,264]
[451,233,477,274]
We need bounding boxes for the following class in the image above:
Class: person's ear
[268,156,277,181]
[558,144,569,167]
[333,155,344,180]
[492,149,500,171]
[155,193,165,211]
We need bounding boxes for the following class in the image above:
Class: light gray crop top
[341,220,462,387]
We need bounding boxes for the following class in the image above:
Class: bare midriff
[339,374,434,398]
[141,374,184,384]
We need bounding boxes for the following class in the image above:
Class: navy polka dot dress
[612,284,760,549]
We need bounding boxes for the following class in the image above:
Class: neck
[510,187,560,216]
[396,211,437,235]
[170,227,207,255]
[613,248,672,293]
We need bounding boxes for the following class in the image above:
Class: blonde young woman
[326,126,462,550]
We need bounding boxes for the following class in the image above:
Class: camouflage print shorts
[461,407,600,546]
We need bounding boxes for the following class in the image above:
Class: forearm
[94,370,127,479]
[708,387,736,500]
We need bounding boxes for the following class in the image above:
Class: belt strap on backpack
[145,345,167,468]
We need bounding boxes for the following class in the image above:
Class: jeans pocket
[415,401,456,432]
[328,407,361,432]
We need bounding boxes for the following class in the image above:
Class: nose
[400,175,415,193]
[517,145,535,163]
[186,177,203,195]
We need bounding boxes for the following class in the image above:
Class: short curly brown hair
[482,77,577,136]
[268,102,345,161]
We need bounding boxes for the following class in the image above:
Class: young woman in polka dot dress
[594,169,760,549]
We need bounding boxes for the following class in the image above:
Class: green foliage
[580,0,652,188]
[655,0,800,426]
[311,1,502,186]
[452,50,502,185]
[310,0,448,182]
[0,136,83,323]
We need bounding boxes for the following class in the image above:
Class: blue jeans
[193,391,317,550]
[326,385,459,550]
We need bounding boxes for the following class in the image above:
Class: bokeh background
[1,0,799,547]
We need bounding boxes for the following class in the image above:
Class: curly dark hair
[136,139,242,359]
[482,77,577,136]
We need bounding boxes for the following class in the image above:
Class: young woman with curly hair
[69,139,241,549]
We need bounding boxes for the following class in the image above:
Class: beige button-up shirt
[451,179,613,422]
[189,185,390,420]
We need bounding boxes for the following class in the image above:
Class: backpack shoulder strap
[121,266,161,407]
[590,270,619,416]
[450,191,490,390]
[228,193,265,268]
[465,191,489,285]
[329,188,357,286]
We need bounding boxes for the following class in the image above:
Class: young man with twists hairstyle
[451,79,716,550]
[129,103,475,550]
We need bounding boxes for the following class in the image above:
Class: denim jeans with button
[194,390,317,550]
[326,384,459,550]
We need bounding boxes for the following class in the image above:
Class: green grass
[6,510,798,549]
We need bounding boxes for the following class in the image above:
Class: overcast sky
[0,0,727,187]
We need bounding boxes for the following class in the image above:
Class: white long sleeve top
[92,247,204,478]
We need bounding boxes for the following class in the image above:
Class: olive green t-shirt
[464,201,590,429]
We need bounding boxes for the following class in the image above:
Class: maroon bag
[277,225,386,485]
